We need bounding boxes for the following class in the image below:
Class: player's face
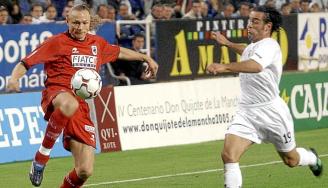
[240,5,250,17]
[247,11,272,42]
[31,6,43,18]
[132,37,145,51]
[67,9,90,40]
[46,6,57,20]
[0,10,9,24]
[21,15,32,24]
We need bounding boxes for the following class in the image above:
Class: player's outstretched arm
[206,59,262,75]
[211,31,246,55]
[118,47,158,79]
[6,62,27,92]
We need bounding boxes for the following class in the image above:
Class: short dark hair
[253,6,282,34]
[23,13,32,17]
[97,4,108,12]
[46,4,57,11]
[239,2,252,9]
[281,3,290,9]
[133,33,145,41]
[30,3,43,11]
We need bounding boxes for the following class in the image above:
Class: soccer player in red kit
[6,4,158,188]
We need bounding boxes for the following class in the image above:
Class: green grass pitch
[1,128,327,188]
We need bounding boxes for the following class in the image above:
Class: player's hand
[140,63,149,80]
[143,56,158,79]
[6,78,21,93]
[206,63,227,75]
[211,31,230,46]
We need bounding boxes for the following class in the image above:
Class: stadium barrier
[0,91,101,164]
[1,14,327,161]
[92,70,328,153]
[297,13,328,71]
[1,70,327,161]
[280,70,328,131]
[94,86,122,152]
[0,92,67,163]
[154,15,299,81]
[94,77,240,152]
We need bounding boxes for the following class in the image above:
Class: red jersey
[22,32,120,89]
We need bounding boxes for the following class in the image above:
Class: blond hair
[71,4,91,13]
[70,4,102,31]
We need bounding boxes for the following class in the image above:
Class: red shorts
[41,86,96,151]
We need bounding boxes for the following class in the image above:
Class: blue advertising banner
[96,22,117,44]
[0,92,100,163]
[0,22,116,93]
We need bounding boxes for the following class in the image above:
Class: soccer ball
[71,69,102,99]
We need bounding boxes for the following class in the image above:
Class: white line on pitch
[84,154,328,187]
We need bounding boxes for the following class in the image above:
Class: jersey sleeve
[21,36,59,69]
[249,40,280,68]
[99,37,120,64]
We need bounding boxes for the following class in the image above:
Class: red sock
[60,169,85,188]
[34,109,70,165]
[35,151,50,165]
[42,108,70,148]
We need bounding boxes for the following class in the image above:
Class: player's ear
[265,22,272,32]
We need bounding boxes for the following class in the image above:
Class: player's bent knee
[53,92,79,117]
[76,167,93,180]
[221,150,238,163]
[60,98,79,117]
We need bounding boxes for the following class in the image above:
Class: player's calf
[279,149,300,168]
[282,156,299,168]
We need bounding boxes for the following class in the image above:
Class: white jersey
[239,38,282,105]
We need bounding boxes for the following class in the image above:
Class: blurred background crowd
[0,0,327,84]
[0,0,327,25]
[1,0,327,47]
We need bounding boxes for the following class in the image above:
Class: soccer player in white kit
[206,6,323,188]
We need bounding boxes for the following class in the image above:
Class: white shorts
[226,97,296,152]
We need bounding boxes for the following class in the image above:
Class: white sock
[224,163,242,188]
[296,148,317,166]
[39,145,52,156]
